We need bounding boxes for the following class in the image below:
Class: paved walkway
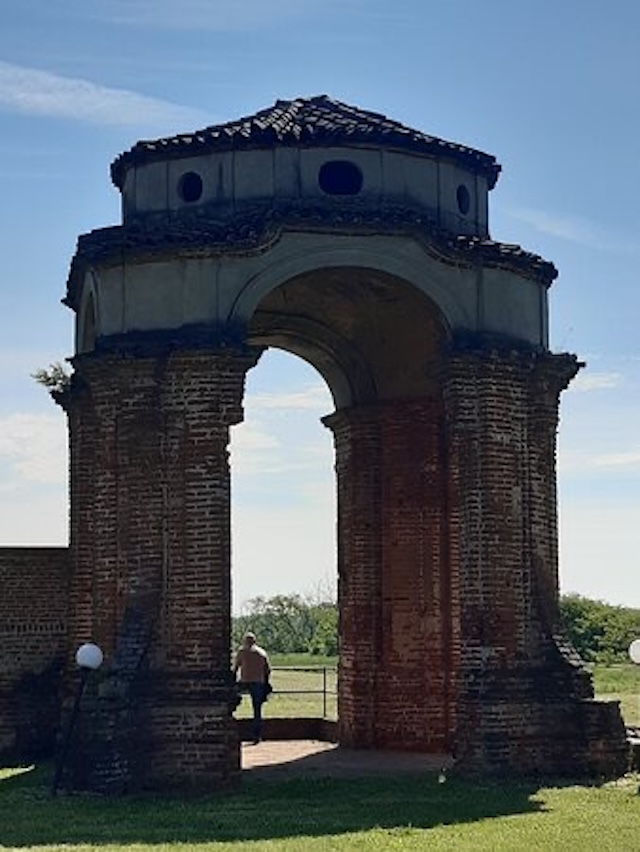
[241,739,454,779]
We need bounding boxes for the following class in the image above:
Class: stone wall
[0,547,70,760]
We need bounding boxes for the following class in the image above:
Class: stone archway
[246,266,453,751]
[56,96,628,792]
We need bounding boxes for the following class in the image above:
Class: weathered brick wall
[325,346,627,777]
[30,340,624,789]
[377,399,453,750]
[60,348,260,792]
[0,547,70,760]
[444,351,535,670]
[443,348,627,776]
[326,398,454,753]
[325,407,382,748]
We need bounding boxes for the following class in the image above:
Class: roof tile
[110,95,501,189]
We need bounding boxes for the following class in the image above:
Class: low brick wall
[236,717,338,742]
[0,547,70,760]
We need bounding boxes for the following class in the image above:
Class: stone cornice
[446,339,583,390]
[64,201,557,310]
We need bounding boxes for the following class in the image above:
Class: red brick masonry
[0,349,628,789]
[0,547,70,759]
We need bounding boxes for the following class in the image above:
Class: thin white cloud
[567,372,623,393]
[232,446,327,480]
[232,385,332,479]
[251,386,331,412]
[232,423,280,454]
[99,0,326,31]
[0,61,206,130]
[230,422,294,478]
[508,206,635,253]
[231,409,333,481]
[0,412,67,485]
[590,447,640,469]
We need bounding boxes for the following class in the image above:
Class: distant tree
[232,592,640,662]
[307,602,338,656]
[560,594,640,663]
[233,591,338,656]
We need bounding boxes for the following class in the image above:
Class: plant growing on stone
[32,362,71,395]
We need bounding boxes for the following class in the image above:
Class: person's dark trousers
[248,682,267,742]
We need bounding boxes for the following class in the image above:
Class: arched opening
[243,265,449,408]
[230,349,337,739]
[78,291,97,353]
[232,266,455,754]
[230,348,336,614]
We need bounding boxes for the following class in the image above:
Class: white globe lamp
[75,642,104,670]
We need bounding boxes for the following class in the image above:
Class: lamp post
[51,642,104,796]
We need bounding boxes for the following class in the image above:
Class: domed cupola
[110,94,500,238]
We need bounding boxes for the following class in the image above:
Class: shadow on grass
[0,762,549,848]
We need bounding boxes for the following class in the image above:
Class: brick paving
[241,739,454,779]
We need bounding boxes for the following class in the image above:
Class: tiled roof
[110,95,501,190]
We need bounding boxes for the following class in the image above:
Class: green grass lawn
[2,659,638,850]
[592,664,640,727]
[1,763,639,851]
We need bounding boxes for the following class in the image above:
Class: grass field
[1,763,639,851]
[591,664,640,727]
[2,659,638,850]
[234,654,337,720]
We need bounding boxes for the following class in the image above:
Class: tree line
[233,594,338,656]
[233,592,640,663]
[559,594,640,663]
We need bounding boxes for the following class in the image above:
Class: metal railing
[268,665,337,719]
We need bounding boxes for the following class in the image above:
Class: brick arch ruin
[245,266,451,751]
[2,96,626,792]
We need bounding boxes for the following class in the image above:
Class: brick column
[61,347,260,793]
[443,351,533,672]
[443,348,627,776]
[526,355,581,640]
[325,398,453,752]
[377,399,454,751]
[324,408,382,748]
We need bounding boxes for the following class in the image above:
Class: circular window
[178,171,203,203]
[319,160,363,195]
[456,184,471,216]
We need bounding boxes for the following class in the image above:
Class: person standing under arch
[233,632,271,744]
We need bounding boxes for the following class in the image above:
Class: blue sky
[0,0,638,611]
